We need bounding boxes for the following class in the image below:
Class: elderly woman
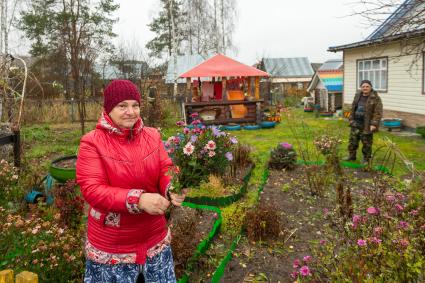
[76,80,185,283]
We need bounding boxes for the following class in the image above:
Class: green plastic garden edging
[296,160,391,174]
[210,168,269,282]
[207,160,391,282]
[184,165,254,207]
[177,203,222,283]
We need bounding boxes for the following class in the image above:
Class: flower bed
[220,164,425,281]
[184,164,253,206]
[172,203,222,282]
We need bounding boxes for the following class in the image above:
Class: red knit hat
[103,80,141,114]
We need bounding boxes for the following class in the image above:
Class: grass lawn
[232,109,425,178]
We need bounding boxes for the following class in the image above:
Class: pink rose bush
[165,118,238,192]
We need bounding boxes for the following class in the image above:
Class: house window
[297,82,304,89]
[358,58,388,91]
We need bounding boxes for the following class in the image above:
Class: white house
[328,0,425,128]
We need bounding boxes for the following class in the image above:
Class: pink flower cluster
[291,256,313,278]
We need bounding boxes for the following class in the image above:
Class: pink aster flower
[370,237,382,244]
[352,214,361,224]
[176,121,185,126]
[319,239,326,245]
[398,221,409,230]
[290,271,299,279]
[191,119,202,125]
[299,265,311,277]
[395,192,405,200]
[399,239,409,248]
[395,204,404,212]
[183,128,190,134]
[409,209,419,216]
[303,255,312,263]
[323,208,329,216]
[280,142,293,149]
[292,259,300,269]
[386,195,396,202]
[357,239,367,247]
[367,207,379,215]
[208,151,216,157]
[373,226,383,236]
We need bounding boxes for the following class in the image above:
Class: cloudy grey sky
[114,0,378,65]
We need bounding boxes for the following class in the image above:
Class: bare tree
[350,0,425,66]
[20,0,119,134]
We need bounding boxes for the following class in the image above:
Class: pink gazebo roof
[179,54,269,78]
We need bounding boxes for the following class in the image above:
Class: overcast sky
[113,0,378,65]
[9,0,379,64]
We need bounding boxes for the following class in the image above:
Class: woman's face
[109,100,140,129]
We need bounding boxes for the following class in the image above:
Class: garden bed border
[177,202,222,283]
[210,168,269,282]
[184,164,254,207]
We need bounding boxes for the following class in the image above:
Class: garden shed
[179,54,270,125]
[307,59,344,112]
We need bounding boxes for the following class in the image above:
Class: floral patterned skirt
[84,245,176,283]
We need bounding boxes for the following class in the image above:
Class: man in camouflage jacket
[346,80,383,163]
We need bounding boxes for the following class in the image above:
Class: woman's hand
[169,189,188,207]
[138,193,170,215]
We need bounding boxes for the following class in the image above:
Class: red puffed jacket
[76,112,173,264]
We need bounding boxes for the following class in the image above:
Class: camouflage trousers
[348,127,373,160]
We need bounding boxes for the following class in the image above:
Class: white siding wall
[344,41,425,115]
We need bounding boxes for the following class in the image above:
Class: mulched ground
[221,165,388,282]
[168,205,217,279]
[222,166,332,282]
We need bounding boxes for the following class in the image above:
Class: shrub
[52,180,84,229]
[245,202,282,241]
[416,126,425,139]
[0,206,85,282]
[165,115,238,192]
[268,142,297,170]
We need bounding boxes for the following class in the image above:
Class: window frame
[356,56,388,93]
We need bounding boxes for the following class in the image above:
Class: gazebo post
[247,77,252,97]
[186,77,191,102]
[222,77,227,101]
[255,76,260,100]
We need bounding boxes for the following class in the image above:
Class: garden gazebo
[179,54,270,125]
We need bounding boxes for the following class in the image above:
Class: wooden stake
[0,270,14,283]
[16,271,38,283]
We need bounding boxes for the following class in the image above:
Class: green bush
[416,126,425,139]
[268,142,297,170]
